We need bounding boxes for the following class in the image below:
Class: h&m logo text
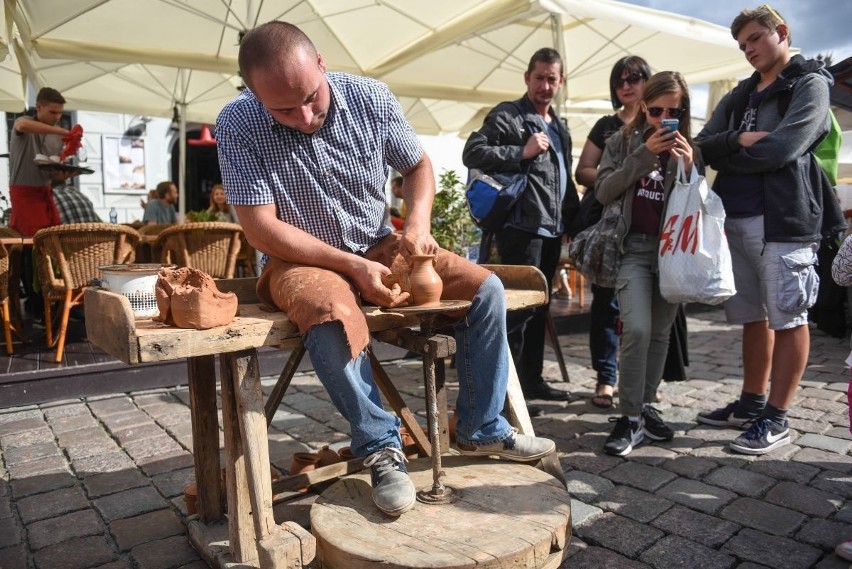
[659,211,699,256]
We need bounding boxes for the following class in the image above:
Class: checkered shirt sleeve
[54,187,101,224]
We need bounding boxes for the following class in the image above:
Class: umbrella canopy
[6,0,757,211]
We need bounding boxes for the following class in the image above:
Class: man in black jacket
[463,48,580,402]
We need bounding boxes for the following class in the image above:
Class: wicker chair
[155,222,243,279]
[0,227,23,354]
[33,223,141,362]
[137,222,174,262]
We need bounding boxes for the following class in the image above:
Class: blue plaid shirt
[216,72,423,254]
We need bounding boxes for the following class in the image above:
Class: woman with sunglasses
[595,71,702,456]
[574,56,650,409]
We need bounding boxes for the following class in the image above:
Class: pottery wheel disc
[380,299,471,314]
[310,456,572,569]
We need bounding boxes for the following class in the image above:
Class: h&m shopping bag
[658,157,736,305]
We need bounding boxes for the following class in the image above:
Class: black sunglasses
[613,72,644,88]
[646,107,685,119]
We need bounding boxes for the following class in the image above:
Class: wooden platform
[311,456,571,569]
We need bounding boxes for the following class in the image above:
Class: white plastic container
[98,264,165,319]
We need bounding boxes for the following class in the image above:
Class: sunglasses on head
[646,107,685,119]
[614,72,644,88]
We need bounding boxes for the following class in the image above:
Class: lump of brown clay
[154,266,238,329]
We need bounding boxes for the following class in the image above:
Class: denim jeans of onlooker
[495,227,562,390]
[590,284,619,387]
[303,273,512,457]
[615,234,679,415]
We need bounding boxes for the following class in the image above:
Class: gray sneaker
[363,447,415,516]
[456,428,556,461]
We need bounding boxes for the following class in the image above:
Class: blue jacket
[462,95,579,236]
[697,55,840,242]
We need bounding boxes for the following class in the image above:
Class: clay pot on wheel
[183,483,198,515]
[408,254,443,307]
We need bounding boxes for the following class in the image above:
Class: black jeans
[495,227,562,390]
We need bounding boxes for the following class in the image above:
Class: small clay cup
[337,447,357,461]
[183,483,198,515]
[316,445,343,467]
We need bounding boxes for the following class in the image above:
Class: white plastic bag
[658,157,736,305]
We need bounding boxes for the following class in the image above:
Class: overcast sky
[620,0,852,63]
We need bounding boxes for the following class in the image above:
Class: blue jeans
[303,273,512,456]
[590,284,619,387]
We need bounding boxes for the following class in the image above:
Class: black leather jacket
[462,95,579,236]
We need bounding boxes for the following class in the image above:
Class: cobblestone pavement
[1,307,852,568]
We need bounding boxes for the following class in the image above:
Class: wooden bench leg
[187,355,223,523]
[226,348,316,569]
[545,310,570,384]
[503,348,566,488]
[264,343,306,426]
[219,353,258,563]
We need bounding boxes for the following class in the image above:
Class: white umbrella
[7,0,757,211]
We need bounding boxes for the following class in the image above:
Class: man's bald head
[239,21,318,91]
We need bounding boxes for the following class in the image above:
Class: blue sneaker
[729,417,790,455]
[696,401,759,429]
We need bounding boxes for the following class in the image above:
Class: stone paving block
[33,534,117,569]
[135,451,195,477]
[6,454,69,479]
[87,396,137,417]
[811,470,852,499]
[765,481,843,518]
[94,485,169,521]
[150,467,196,499]
[656,478,737,515]
[1,427,55,451]
[594,484,673,523]
[797,397,847,415]
[100,411,160,435]
[2,441,60,465]
[17,484,90,524]
[723,528,822,569]
[797,518,852,552]
[650,505,740,548]
[623,444,679,466]
[130,534,201,569]
[0,494,11,520]
[564,470,614,502]
[110,423,168,446]
[73,451,137,476]
[122,435,185,461]
[48,413,99,434]
[788,406,828,421]
[661,455,719,478]
[561,450,622,475]
[813,555,852,569]
[0,544,28,568]
[835,502,852,523]
[10,470,76,499]
[796,433,852,454]
[569,499,605,528]
[720,497,806,536]
[93,561,133,569]
[110,508,185,551]
[82,469,151,498]
[0,416,48,437]
[704,465,776,497]
[789,419,833,435]
[792,447,852,473]
[639,534,736,569]
[799,387,843,401]
[574,512,664,558]
[824,426,852,440]
[603,461,676,493]
[557,546,651,568]
[0,515,21,548]
[747,458,819,484]
[27,508,104,550]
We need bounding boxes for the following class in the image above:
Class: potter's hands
[400,227,438,260]
[354,258,411,308]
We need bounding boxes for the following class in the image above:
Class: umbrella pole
[178,102,187,221]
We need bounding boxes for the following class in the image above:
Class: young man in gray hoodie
[695,5,841,455]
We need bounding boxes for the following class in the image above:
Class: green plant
[185,210,218,223]
[431,169,480,257]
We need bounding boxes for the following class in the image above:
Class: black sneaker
[729,417,790,455]
[603,416,644,456]
[363,447,415,516]
[642,405,674,441]
[696,401,758,429]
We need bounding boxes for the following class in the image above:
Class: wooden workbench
[84,266,566,569]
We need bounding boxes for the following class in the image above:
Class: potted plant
[431,169,480,258]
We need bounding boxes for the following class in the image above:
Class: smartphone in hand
[661,118,679,137]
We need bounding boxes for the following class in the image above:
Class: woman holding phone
[595,71,702,456]
[574,55,651,409]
